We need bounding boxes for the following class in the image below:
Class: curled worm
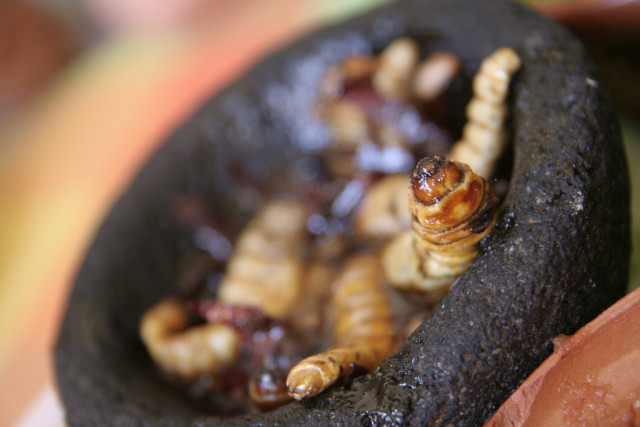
[139,298,240,381]
[353,173,412,241]
[217,199,308,319]
[286,253,396,400]
[382,156,499,298]
[372,37,420,100]
[449,47,521,179]
[141,200,307,382]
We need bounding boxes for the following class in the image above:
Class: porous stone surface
[55,0,630,425]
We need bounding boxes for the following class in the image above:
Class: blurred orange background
[0,0,394,425]
[0,0,638,425]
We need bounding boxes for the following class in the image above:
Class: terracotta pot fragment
[487,288,640,426]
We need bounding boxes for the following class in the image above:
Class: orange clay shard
[449,47,521,179]
[286,253,396,400]
[382,156,499,298]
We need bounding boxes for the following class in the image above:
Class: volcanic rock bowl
[55,0,630,425]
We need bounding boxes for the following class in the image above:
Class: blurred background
[0,0,638,425]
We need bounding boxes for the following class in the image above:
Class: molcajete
[55,0,630,425]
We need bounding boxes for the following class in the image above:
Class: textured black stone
[55,0,630,425]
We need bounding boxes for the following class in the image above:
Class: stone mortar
[55,0,630,425]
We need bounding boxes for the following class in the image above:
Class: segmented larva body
[140,200,307,382]
[318,40,461,179]
[140,298,240,381]
[353,173,412,240]
[412,51,461,102]
[372,37,420,100]
[288,261,337,335]
[217,199,308,319]
[449,47,521,179]
[286,253,396,400]
[382,156,499,297]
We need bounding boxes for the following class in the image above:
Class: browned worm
[286,253,396,400]
[139,298,240,381]
[382,156,499,298]
[217,199,308,319]
[449,47,521,179]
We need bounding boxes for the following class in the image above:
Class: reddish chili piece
[188,299,279,340]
